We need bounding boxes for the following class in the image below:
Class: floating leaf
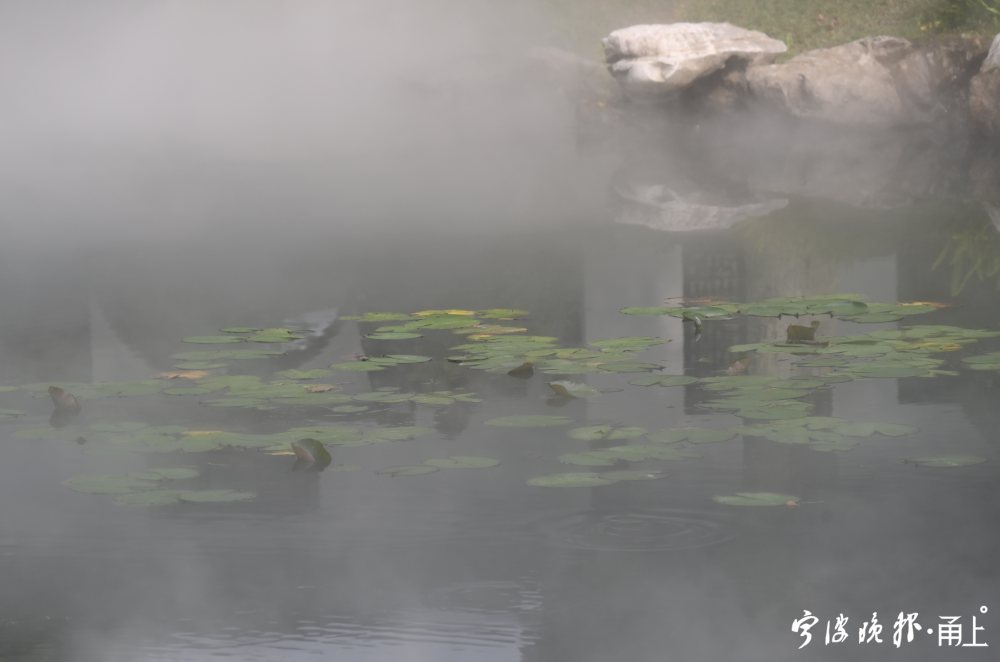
[331,361,386,372]
[904,455,987,467]
[221,326,261,334]
[477,308,529,319]
[713,492,800,507]
[590,336,665,352]
[600,470,662,481]
[368,354,432,366]
[547,381,600,398]
[834,422,917,437]
[378,465,440,476]
[146,467,199,480]
[351,312,417,323]
[485,415,573,427]
[182,335,245,344]
[649,427,737,444]
[527,472,618,488]
[568,425,646,441]
[628,375,698,387]
[172,349,284,361]
[423,456,500,469]
[247,328,304,343]
[365,332,423,340]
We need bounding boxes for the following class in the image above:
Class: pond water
[1,189,998,662]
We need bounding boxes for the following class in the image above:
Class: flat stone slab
[603,23,786,98]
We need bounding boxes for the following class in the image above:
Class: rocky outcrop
[747,36,986,127]
[970,33,1000,136]
[602,23,786,99]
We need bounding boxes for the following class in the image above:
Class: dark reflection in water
[1,202,999,662]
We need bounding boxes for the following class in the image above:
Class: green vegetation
[544,0,999,56]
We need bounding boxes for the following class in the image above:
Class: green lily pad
[350,312,418,323]
[331,361,386,372]
[182,335,246,344]
[477,308,529,319]
[146,467,199,480]
[649,427,737,444]
[713,492,800,507]
[365,332,423,341]
[276,369,334,380]
[423,456,500,469]
[833,422,917,437]
[527,472,618,488]
[600,470,663,481]
[378,465,440,476]
[628,375,698,387]
[547,381,600,398]
[247,328,303,343]
[485,415,573,428]
[221,326,261,334]
[589,337,665,352]
[177,489,255,503]
[370,354,432,365]
[89,422,149,433]
[568,425,646,441]
[172,349,284,361]
[558,451,619,467]
[904,455,987,467]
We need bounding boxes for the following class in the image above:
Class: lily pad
[368,354,432,366]
[568,425,646,441]
[649,427,737,444]
[331,361,386,372]
[904,455,987,467]
[246,328,303,343]
[477,309,529,319]
[378,465,440,477]
[182,335,245,344]
[600,470,662,481]
[527,472,618,488]
[146,467,199,480]
[713,492,800,507]
[423,456,500,469]
[590,336,665,352]
[350,312,418,323]
[628,375,698,387]
[221,326,261,334]
[547,381,600,398]
[365,332,423,340]
[484,415,573,428]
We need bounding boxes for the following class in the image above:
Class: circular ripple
[543,508,739,552]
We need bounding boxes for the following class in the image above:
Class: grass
[543,0,1000,56]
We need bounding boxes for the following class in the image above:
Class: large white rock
[747,36,984,127]
[984,32,1000,72]
[602,23,787,98]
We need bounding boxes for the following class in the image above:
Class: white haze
[0,0,605,246]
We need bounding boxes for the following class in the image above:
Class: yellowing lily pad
[527,472,618,488]
[713,492,800,507]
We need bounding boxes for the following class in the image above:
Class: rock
[747,36,986,127]
[970,33,1000,137]
[602,23,786,99]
